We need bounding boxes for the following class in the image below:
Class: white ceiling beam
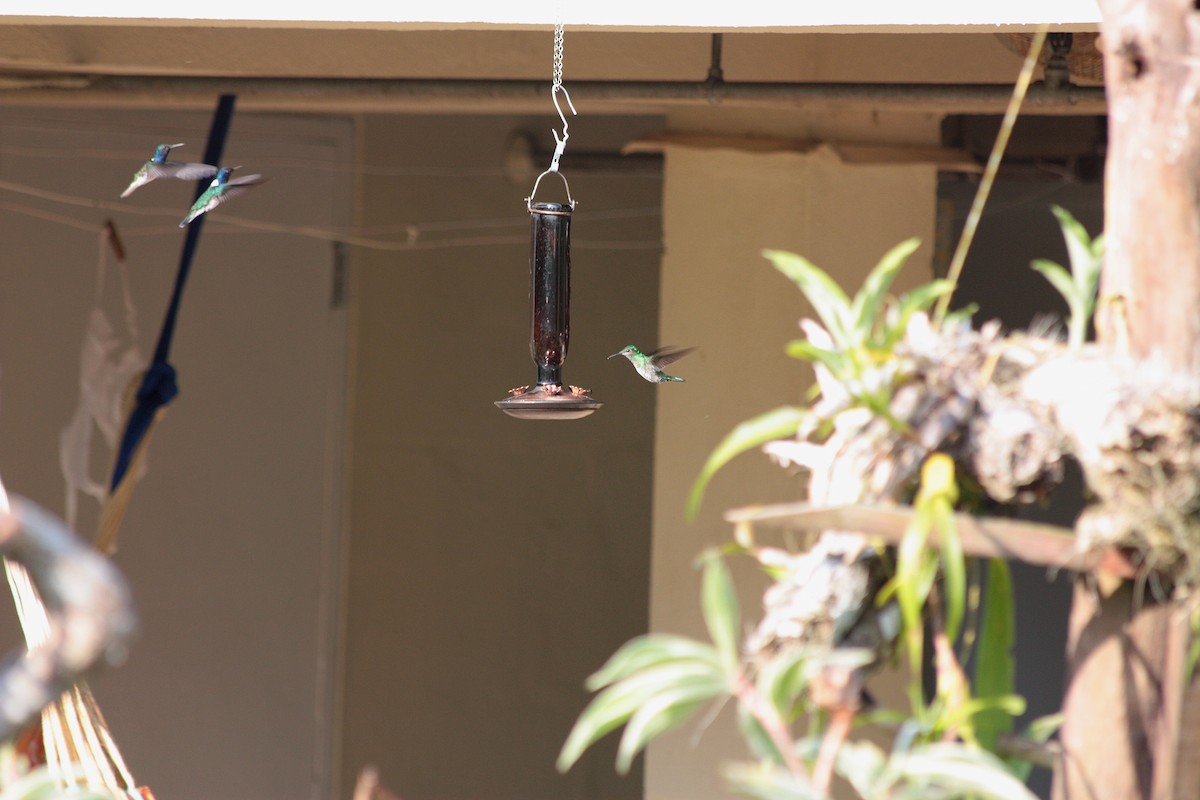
[3,0,1101,31]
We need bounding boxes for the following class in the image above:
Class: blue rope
[109,94,238,491]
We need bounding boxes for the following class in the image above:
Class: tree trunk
[1094,0,1200,368]
[1056,1,1200,798]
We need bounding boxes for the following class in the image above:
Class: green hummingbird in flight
[180,166,267,227]
[121,143,218,198]
[609,345,696,383]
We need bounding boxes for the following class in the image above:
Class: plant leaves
[885,280,955,347]
[700,550,742,674]
[850,238,922,342]
[1050,205,1101,288]
[687,406,810,520]
[756,646,810,722]
[894,506,933,651]
[833,739,888,798]
[763,249,852,346]
[974,558,1017,753]
[558,660,726,773]
[898,742,1039,800]
[722,762,824,800]
[586,633,722,690]
[1030,259,1076,306]
[934,502,966,644]
[616,677,726,773]
[737,703,785,764]
[785,339,851,378]
[943,302,979,328]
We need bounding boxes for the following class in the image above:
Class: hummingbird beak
[607,351,622,359]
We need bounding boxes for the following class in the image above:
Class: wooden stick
[724,502,1138,580]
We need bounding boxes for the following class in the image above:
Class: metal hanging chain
[528,22,577,207]
[553,22,565,92]
[548,22,576,174]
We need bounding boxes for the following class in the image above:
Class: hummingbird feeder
[495,195,601,419]
[495,24,601,420]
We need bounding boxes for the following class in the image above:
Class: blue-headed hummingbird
[122,143,218,198]
[179,166,267,227]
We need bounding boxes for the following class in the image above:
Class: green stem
[934,26,1048,324]
[732,672,808,779]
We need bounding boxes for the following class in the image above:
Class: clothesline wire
[0,141,661,180]
[0,178,663,251]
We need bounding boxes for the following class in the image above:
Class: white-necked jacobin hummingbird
[180,166,267,227]
[609,345,695,383]
[121,143,218,198]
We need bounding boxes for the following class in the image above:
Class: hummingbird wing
[648,346,696,368]
[121,161,219,198]
[156,160,220,181]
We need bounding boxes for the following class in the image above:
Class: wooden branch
[724,502,1138,580]
[0,499,136,741]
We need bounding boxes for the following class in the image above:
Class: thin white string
[0,193,662,251]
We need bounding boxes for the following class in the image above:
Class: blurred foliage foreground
[559,208,1200,799]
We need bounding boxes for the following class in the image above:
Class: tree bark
[1094,0,1200,370]
[1056,1,1200,798]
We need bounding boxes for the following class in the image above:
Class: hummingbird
[179,166,267,227]
[608,345,695,383]
[121,143,218,198]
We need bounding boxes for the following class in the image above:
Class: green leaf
[899,743,1039,800]
[1026,711,1063,743]
[586,634,722,690]
[943,303,979,328]
[1050,205,1101,286]
[894,507,934,646]
[763,249,853,346]
[616,678,726,772]
[722,762,824,800]
[974,558,1016,753]
[1007,710,1064,783]
[737,703,785,764]
[850,238,922,341]
[1030,259,1076,305]
[785,338,851,378]
[557,660,726,773]
[757,647,810,722]
[934,502,966,644]
[700,551,742,673]
[959,694,1027,720]
[833,740,889,798]
[687,406,810,520]
[884,280,955,347]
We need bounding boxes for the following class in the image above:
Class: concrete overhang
[4,0,1101,31]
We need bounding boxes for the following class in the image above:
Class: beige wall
[341,112,664,800]
[647,143,938,800]
[0,107,352,800]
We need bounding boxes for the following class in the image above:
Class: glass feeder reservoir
[495,200,601,420]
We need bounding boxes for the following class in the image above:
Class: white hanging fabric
[59,223,146,532]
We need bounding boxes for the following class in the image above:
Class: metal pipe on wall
[0,74,1106,113]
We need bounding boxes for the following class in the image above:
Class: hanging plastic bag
[59,225,145,531]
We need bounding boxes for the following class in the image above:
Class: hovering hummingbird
[179,166,267,227]
[121,143,218,198]
[608,345,695,383]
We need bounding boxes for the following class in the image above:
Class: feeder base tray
[495,384,602,420]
